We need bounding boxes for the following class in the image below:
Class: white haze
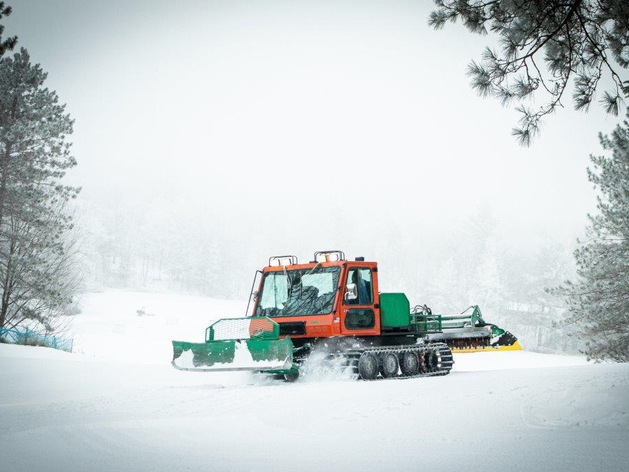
[7,1,618,320]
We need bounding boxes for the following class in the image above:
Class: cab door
[340,265,380,337]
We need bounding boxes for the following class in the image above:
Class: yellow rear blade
[452,340,523,353]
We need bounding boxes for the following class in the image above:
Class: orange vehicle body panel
[253,260,381,340]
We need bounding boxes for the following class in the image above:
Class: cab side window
[345,309,375,329]
[345,268,373,305]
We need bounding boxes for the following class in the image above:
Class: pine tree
[557,109,629,361]
[0,2,16,57]
[430,0,629,145]
[0,49,80,332]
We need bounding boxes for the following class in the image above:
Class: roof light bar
[269,255,298,267]
[314,250,346,263]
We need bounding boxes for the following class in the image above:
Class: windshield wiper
[305,262,321,276]
[283,265,300,298]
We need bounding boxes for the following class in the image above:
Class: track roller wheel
[400,351,420,376]
[417,350,428,374]
[380,353,399,378]
[426,349,440,372]
[358,353,379,380]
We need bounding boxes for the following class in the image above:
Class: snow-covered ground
[70,290,246,364]
[1,290,628,472]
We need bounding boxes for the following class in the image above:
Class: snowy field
[1,290,628,472]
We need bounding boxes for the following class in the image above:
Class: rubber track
[345,342,454,381]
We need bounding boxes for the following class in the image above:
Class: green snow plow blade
[171,317,297,375]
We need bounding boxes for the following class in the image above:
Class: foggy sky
[6,0,618,265]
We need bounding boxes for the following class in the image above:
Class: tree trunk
[0,142,12,231]
[0,243,15,329]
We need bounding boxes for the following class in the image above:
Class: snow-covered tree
[0,49,80,332]
[557,109,629,361]
[430,0,629,145]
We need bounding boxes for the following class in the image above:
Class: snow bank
[0,341,627,472]
[0,343,78,360]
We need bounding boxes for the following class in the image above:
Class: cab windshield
[255,266,340,317]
